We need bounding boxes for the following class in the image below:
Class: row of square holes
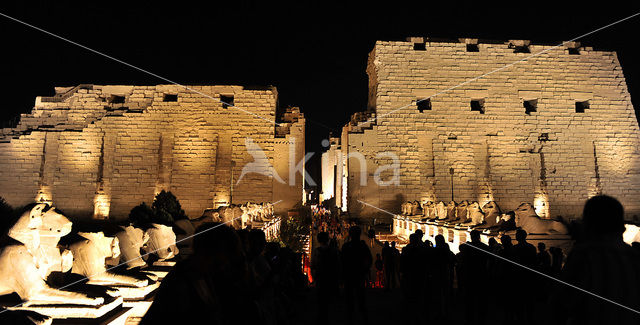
[417,98,590,114]
[109,94,235,108]
[413,43,581,54]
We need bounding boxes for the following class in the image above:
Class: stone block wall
[0,85,305,219]
[343,38,640,220]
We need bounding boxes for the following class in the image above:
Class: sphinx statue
[435,201,447,220]
[0,204,103,306]
[206,205,242,229]
[422,201,433,219]
[475,201,502,230]
[34,205,74,279]
[400,202,409,215]
[265,202,274,218]
[455,200,470,223]
[484,211,518,233]
[68,232,148,287]
[114,226,149,269]
[144,223,179,260]
[459,201,485,227]
[240,205,252,227]
[256,202,274,222]
[410,201,422,216]
[444,201,458,222]
[514,202,568,234]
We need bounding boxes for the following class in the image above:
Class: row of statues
[202,202,276,229]
[0,203,179,310]
[400,200,568,234]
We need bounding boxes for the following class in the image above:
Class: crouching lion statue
[0,204,103,306]
[514,202,568,234]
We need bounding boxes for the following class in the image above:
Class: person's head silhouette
[470,229,481,243]
[409,233,421,245]
[348,226,361,241]
[500,234,512,248]
[583,195,625,240]
[317,231,329,245]
[515,229,527,243]
[391,241,396,248]
[538,242,546,252]
[435,234,445,248]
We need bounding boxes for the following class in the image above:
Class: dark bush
[128,202,155,227]
[128,191,187,227]
[152,190,187,221]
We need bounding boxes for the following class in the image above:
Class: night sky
[1,1,640,187]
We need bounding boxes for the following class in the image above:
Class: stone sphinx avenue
[391,199,570,253]
[0,201,281,324]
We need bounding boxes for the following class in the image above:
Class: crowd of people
[386,227,567,324]
[310,195,640,325]
[141,224,308,325]
[312,205,352,247]
[141,195,640,325]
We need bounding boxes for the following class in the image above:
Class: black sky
[1,1,640,188]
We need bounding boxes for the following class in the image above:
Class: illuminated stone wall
[320,137,342,206]
[0,85,305,219]
[343,38,640,220]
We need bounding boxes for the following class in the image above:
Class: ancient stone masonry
[326,37,640,220]
[0,85,305,219]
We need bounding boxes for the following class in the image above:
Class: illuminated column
[93,134,112,219]
[36,132,57,204]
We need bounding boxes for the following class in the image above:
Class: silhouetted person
[458,230,490,325]
[311,231,340,324]
[549,247,563,277]
[341,226,372,325]
[382,241,399,291]
[142,223,259,324]
[400,232,429,324]
[488,237,501,253]
[374,253,383,287]
[432,234,454,321]
[552,195,640,324]
[533,242,552,303]
[495,234,518,324]
[248,229,270,286]
[537,242,551,274]
[512,229,537,324]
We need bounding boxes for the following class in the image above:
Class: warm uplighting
[534,193,549,218]
[93,193,111,219]
[35,186,52,204]
[623,224,640,245]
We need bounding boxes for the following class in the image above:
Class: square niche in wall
[575,100,590,113]
[220,95,234,109]
[417,98,431,112]
[470,99,485,114]
[524,99,538,114]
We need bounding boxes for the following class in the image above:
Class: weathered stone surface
[324,39,640,220]
[0,85,305,219]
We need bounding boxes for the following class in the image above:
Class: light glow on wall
[35,186,52,204]
[93,192,111,219]
[534,193,549,218]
